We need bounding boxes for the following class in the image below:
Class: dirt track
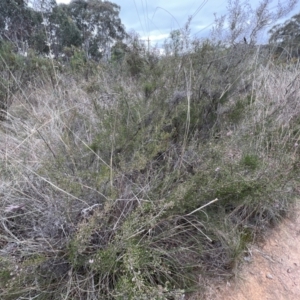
[192,200,300,300]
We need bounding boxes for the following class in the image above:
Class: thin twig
[186,198,219,216]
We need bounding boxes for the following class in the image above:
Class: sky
[56,0,300,46]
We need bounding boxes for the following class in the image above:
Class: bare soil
[191,201,300,300]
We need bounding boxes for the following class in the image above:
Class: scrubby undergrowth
[0,39,299,300]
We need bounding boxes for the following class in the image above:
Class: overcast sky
[56,0,300,45]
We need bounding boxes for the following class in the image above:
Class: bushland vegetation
[0,0,299,299]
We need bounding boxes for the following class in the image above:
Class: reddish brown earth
[191,201,300,300]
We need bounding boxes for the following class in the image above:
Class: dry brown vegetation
[0,4,300,299]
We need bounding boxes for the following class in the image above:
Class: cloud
[140,32,169,42]
[110,0,224,45]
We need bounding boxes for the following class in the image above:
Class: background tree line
[269,10,300,59]
[0,0,127,61]
[1,0,300,62]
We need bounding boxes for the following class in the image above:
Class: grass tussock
[0,37,299,300]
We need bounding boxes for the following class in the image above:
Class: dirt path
[192,201,300,300]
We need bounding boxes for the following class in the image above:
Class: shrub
[0,13,299,300]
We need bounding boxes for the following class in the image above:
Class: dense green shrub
[0,8,299,300]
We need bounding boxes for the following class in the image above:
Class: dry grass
[0,41,299,299]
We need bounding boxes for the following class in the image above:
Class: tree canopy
[269,12,300,58]
[0,0,127,60]
[68,0,126,60]
[0,0,44,52]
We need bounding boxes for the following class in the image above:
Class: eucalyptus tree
[0,0,43,53]
[68,0,127,60]
[47,4,82,57]
[269,12,300,58]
